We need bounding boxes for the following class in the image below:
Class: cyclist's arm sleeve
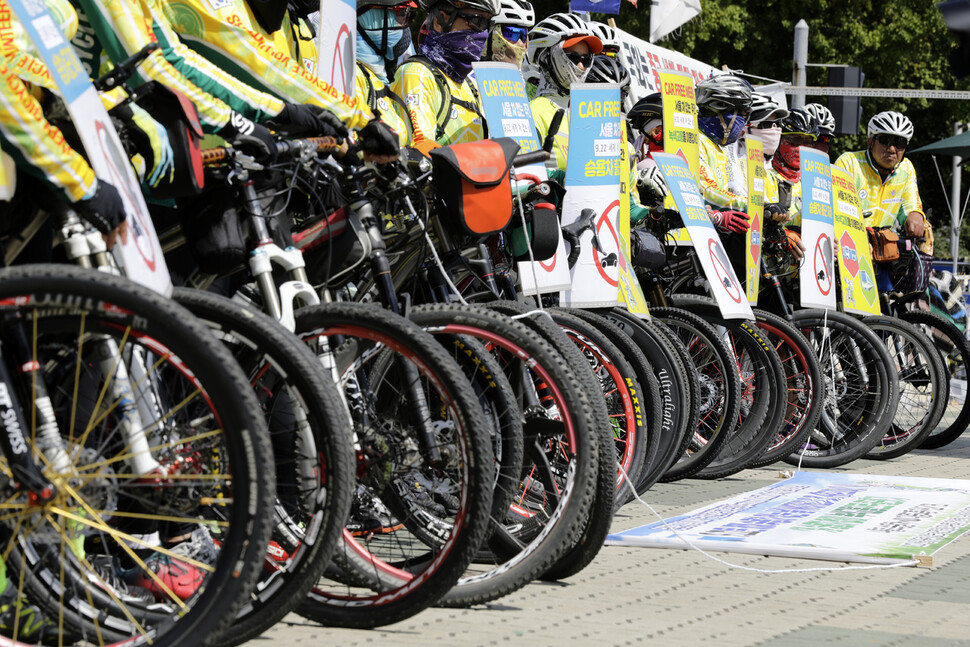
[899,163,924,224]
[698,157,746,211]
[0,61,96,202]
[392,63,442,147]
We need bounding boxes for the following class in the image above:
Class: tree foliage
[529,0,970,255]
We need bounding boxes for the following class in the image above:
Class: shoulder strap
[403,55,452,140]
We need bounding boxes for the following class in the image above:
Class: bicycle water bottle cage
[429,137,519,238]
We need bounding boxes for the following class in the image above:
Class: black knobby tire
[899,310,970,449]
[668,296,786,479]
[566,309,664,503]
[650,307,743,481]
[548,308,656,509]
[407,304,599,605]
[746,309,824,467]
[784,309,899,468]
[293,302,493,628]
[171,288,355,646]
[0,265,274,647]
[482,301,614,584]
[862,315,948,460]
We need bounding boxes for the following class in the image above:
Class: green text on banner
[832,165,880,314]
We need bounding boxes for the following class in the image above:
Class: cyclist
[391,0,499,151]
[695,73,752,234]
[485,0,534,67]
[743,92,788,220]
[589,21,621,57]
[771,107,819,227]
[526,12,603,170]
[626,91,667,207]
[804,102,836,157]
[69,0,355,160]
[835,111,928,241]
[352,0,418,146]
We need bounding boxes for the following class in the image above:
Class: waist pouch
[430,138,519,238]
[868,227,900,263]
[136,82,205,199]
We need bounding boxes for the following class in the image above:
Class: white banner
[607,471,970,564]
[615,28,714,107]
[798,147,837,309]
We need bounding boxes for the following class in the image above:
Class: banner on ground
[607,471,970,564]
[560,84,623,308]
[653,152,753,320]
[745,136,765,304]
[6,0,171,295]
[831,166,880,315]
[798,147,837,309]
[316,0,356,98]
[472,62,571,295]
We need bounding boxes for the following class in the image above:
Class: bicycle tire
[548,308,656,508]
[292,302,493,628]
[746,309,824,467]
[668,296,785,479]
[0,264,274,647]
[899,310,970,449]
[650,307,742,480]
[170,288,355,646]
[784,309,899,468]
[405,303,599,604]
[598,309,698,493]
[862,315,947,460]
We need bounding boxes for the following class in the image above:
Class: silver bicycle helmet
[780,107,819,139]
[586,54,630,89]
[491,0,533,27]
[867,110,914,141]
[805,103,836,137]
[694,74,753,113]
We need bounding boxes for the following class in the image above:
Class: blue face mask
[357,8,410,81]
[699,112,748,146]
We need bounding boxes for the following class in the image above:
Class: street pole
[953,121,964,275]
[792,19,808,109]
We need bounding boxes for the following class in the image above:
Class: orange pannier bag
[429,137,520,238]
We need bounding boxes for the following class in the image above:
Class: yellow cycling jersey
[0,0,78,89]
[392,58,485,147]
[159,0,372,131]
[355,63,410,146]
[69,0,286,132]
[835,150,924,229]
[698,135,747,212]
[0,58,96,202]
[530,94,568,170]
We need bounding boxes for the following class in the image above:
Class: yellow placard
[618,127,651,319]
[831,166,880,315]
[745,137,765,304]
[658,70,699,245]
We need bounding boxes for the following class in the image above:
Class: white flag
[649,0,702,43]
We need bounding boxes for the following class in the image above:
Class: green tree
[530,0,970,258]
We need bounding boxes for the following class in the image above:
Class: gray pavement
[246,436,970,647]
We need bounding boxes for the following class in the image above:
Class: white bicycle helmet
[491,0,533,27]
[589,22,619,53]
[749,92,788,125]
[805,103,836,137]
[527,13,602,93]
[867,110,914,141]
[586,54,630,89]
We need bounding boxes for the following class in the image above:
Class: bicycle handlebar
[200,136,342,164]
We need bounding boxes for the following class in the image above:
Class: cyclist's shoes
[0,580,63,644]
[347,498,403,536]
[88,556,154,605]
[123,528,218,601]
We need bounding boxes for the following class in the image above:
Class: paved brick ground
[246,436,970,647]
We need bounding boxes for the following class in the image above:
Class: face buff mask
[748,124,781,156]
[419,27,488,82]
[357,7,409,81]
[698,111,747,146]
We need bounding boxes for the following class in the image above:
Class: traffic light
[827,66,864,135]
[938,0,970,79]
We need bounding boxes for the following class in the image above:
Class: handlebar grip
[512,149,550,168]
[543,109,565,154]
[201,147,228,164]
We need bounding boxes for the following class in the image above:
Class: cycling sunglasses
[565,51,593,67]
[455,10,490,31]
[875,133,908,149]
[500,25,529,43]
[361,4,415,25]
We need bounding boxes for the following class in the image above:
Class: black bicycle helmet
[780,107,819,139]
[749,92,788,126]
[628,92,663,134]
[694,74,753,113]
[805,103,836,137]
